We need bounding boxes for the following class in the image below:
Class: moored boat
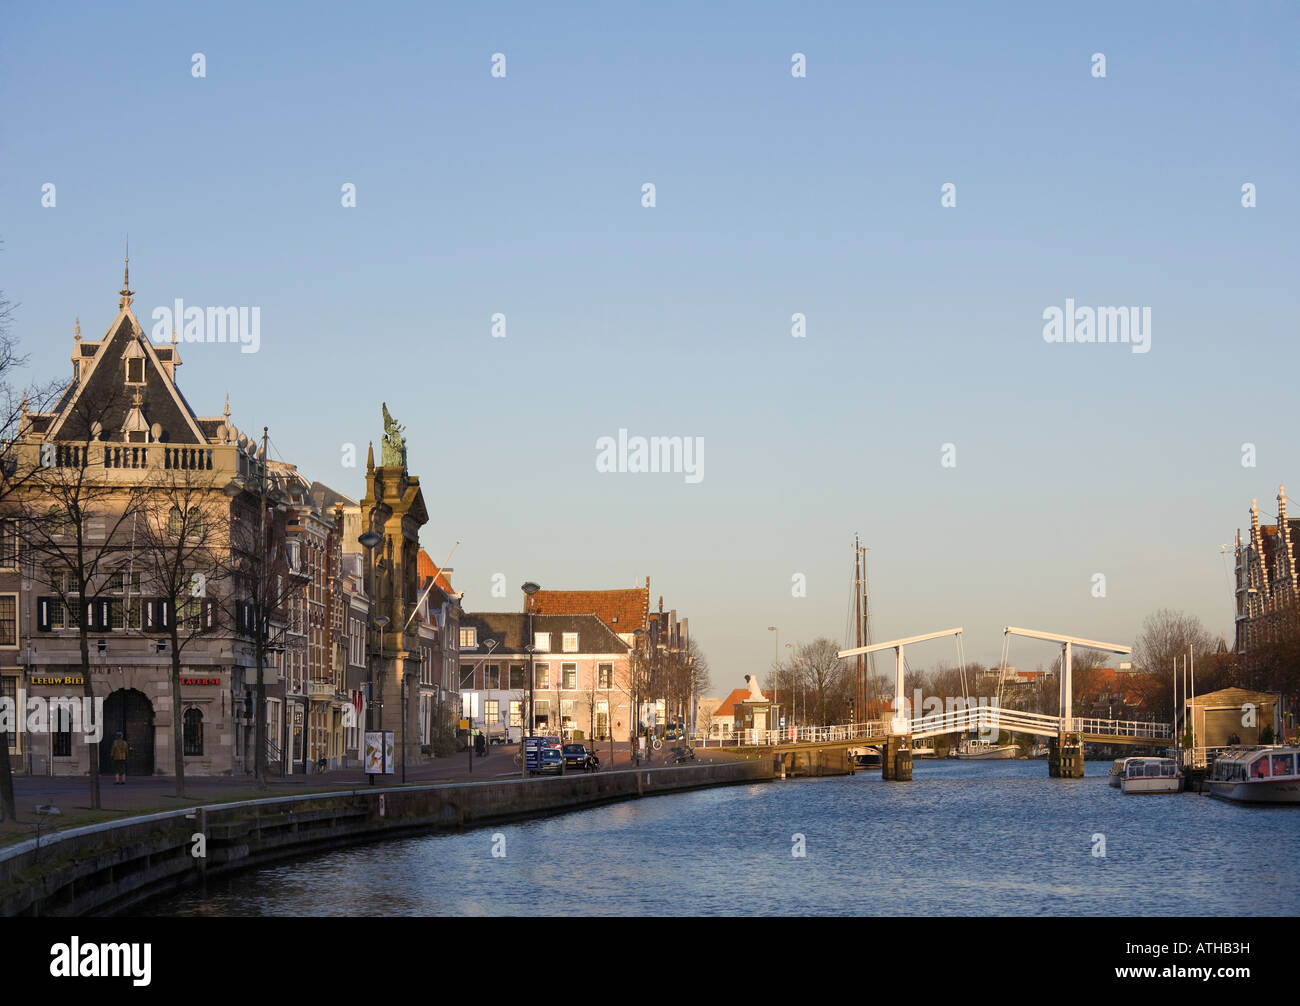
[950,738,1017,760]
[1207,746,1300,805]
[1108,758,1126,788]
[848,745,882,769]
[1117,756,1182,794]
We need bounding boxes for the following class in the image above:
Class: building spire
[118,237,134,310]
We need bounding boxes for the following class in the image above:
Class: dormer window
[122,337,147,385]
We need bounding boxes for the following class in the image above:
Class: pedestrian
[111,732,128,784]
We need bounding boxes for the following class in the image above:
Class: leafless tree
[15,385,151,811]
[1132,608,1217,721]
[133,467,230,797]
[0,281,61,821]
[225,459,307,787]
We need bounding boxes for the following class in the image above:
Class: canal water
[144,760,1299,916]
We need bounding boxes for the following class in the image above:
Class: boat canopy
[1210,747,1299,782]
[1125,758,1177,779]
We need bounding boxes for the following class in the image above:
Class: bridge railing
[720,721,884,747]
[1078,717,1172,740]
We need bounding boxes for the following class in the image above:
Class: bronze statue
[381,402,407,469]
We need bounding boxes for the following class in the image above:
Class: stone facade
[1234,486,1300,655]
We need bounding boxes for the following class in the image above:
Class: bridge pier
[883,736,912,781]
[1048,732,1084,778]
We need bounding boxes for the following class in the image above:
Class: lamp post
[468,637,498,774]
[358,530,383,783]
[785,641,795,737]
[633,627,646,763]
[521,581,541,778]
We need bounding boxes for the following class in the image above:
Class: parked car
[538,747,564,775]
[563,743,599,772]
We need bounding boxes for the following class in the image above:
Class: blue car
[538,747,564,775]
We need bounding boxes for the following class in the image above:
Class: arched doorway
[99,689,155,776]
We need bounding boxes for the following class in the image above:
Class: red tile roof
[715,687,770,720]
[417,548,454,593]
[527,584,649,633]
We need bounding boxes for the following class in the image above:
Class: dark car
[538,747,564,775]
[562,744,599,772]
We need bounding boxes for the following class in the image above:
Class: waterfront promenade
[0,742,719,845]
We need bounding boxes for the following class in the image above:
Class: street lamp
[521,581,541,778]
[468,637,498,774]
[633,627,646,763]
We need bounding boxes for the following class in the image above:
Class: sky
[1,1,1297,693]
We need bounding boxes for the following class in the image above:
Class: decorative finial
[171,326,178,346]
[74,317,81,341]
[20,388,28,416]
[118,237,134,309]
[367,441,375,471]
[223,393,231,421]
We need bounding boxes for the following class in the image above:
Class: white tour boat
[1207,746,1300,805]
[949,738,1018,760]
[1113,756,1182,794]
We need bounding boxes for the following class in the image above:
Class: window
[562,663,576,689]
[168,507,184,537]
[484,699,499,726]
[0,521,16,569]
[459,664,475,689]
[183,707,204,756]
[561,699,575,731]
[509,700,522,728]
[562,632,578,653]
[126,357,144,384]
[534,663,550,689]
[534,700,550,729]
[598,663,613,688]
[459,627,477,649]
[596,701,609,740]
[509,664,525,689]
[484,664,500,688]
[0,596,15,647]
[52,701,73,757]
[533,632,550,652]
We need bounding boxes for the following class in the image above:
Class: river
[142,760,1299,916]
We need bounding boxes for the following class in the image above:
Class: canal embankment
[0,758,772,917]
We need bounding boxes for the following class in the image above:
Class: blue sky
[2,1,1297,691]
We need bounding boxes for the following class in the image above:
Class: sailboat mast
[854,535,863,722]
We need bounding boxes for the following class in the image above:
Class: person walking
[111,732,128,785]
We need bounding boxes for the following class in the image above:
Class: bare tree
[133,467,230,797]
[15,385,150,811]
[795,638,845,726]
[225,448,306,787]
[1132,608,1217,721]
[0,283,61,820]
